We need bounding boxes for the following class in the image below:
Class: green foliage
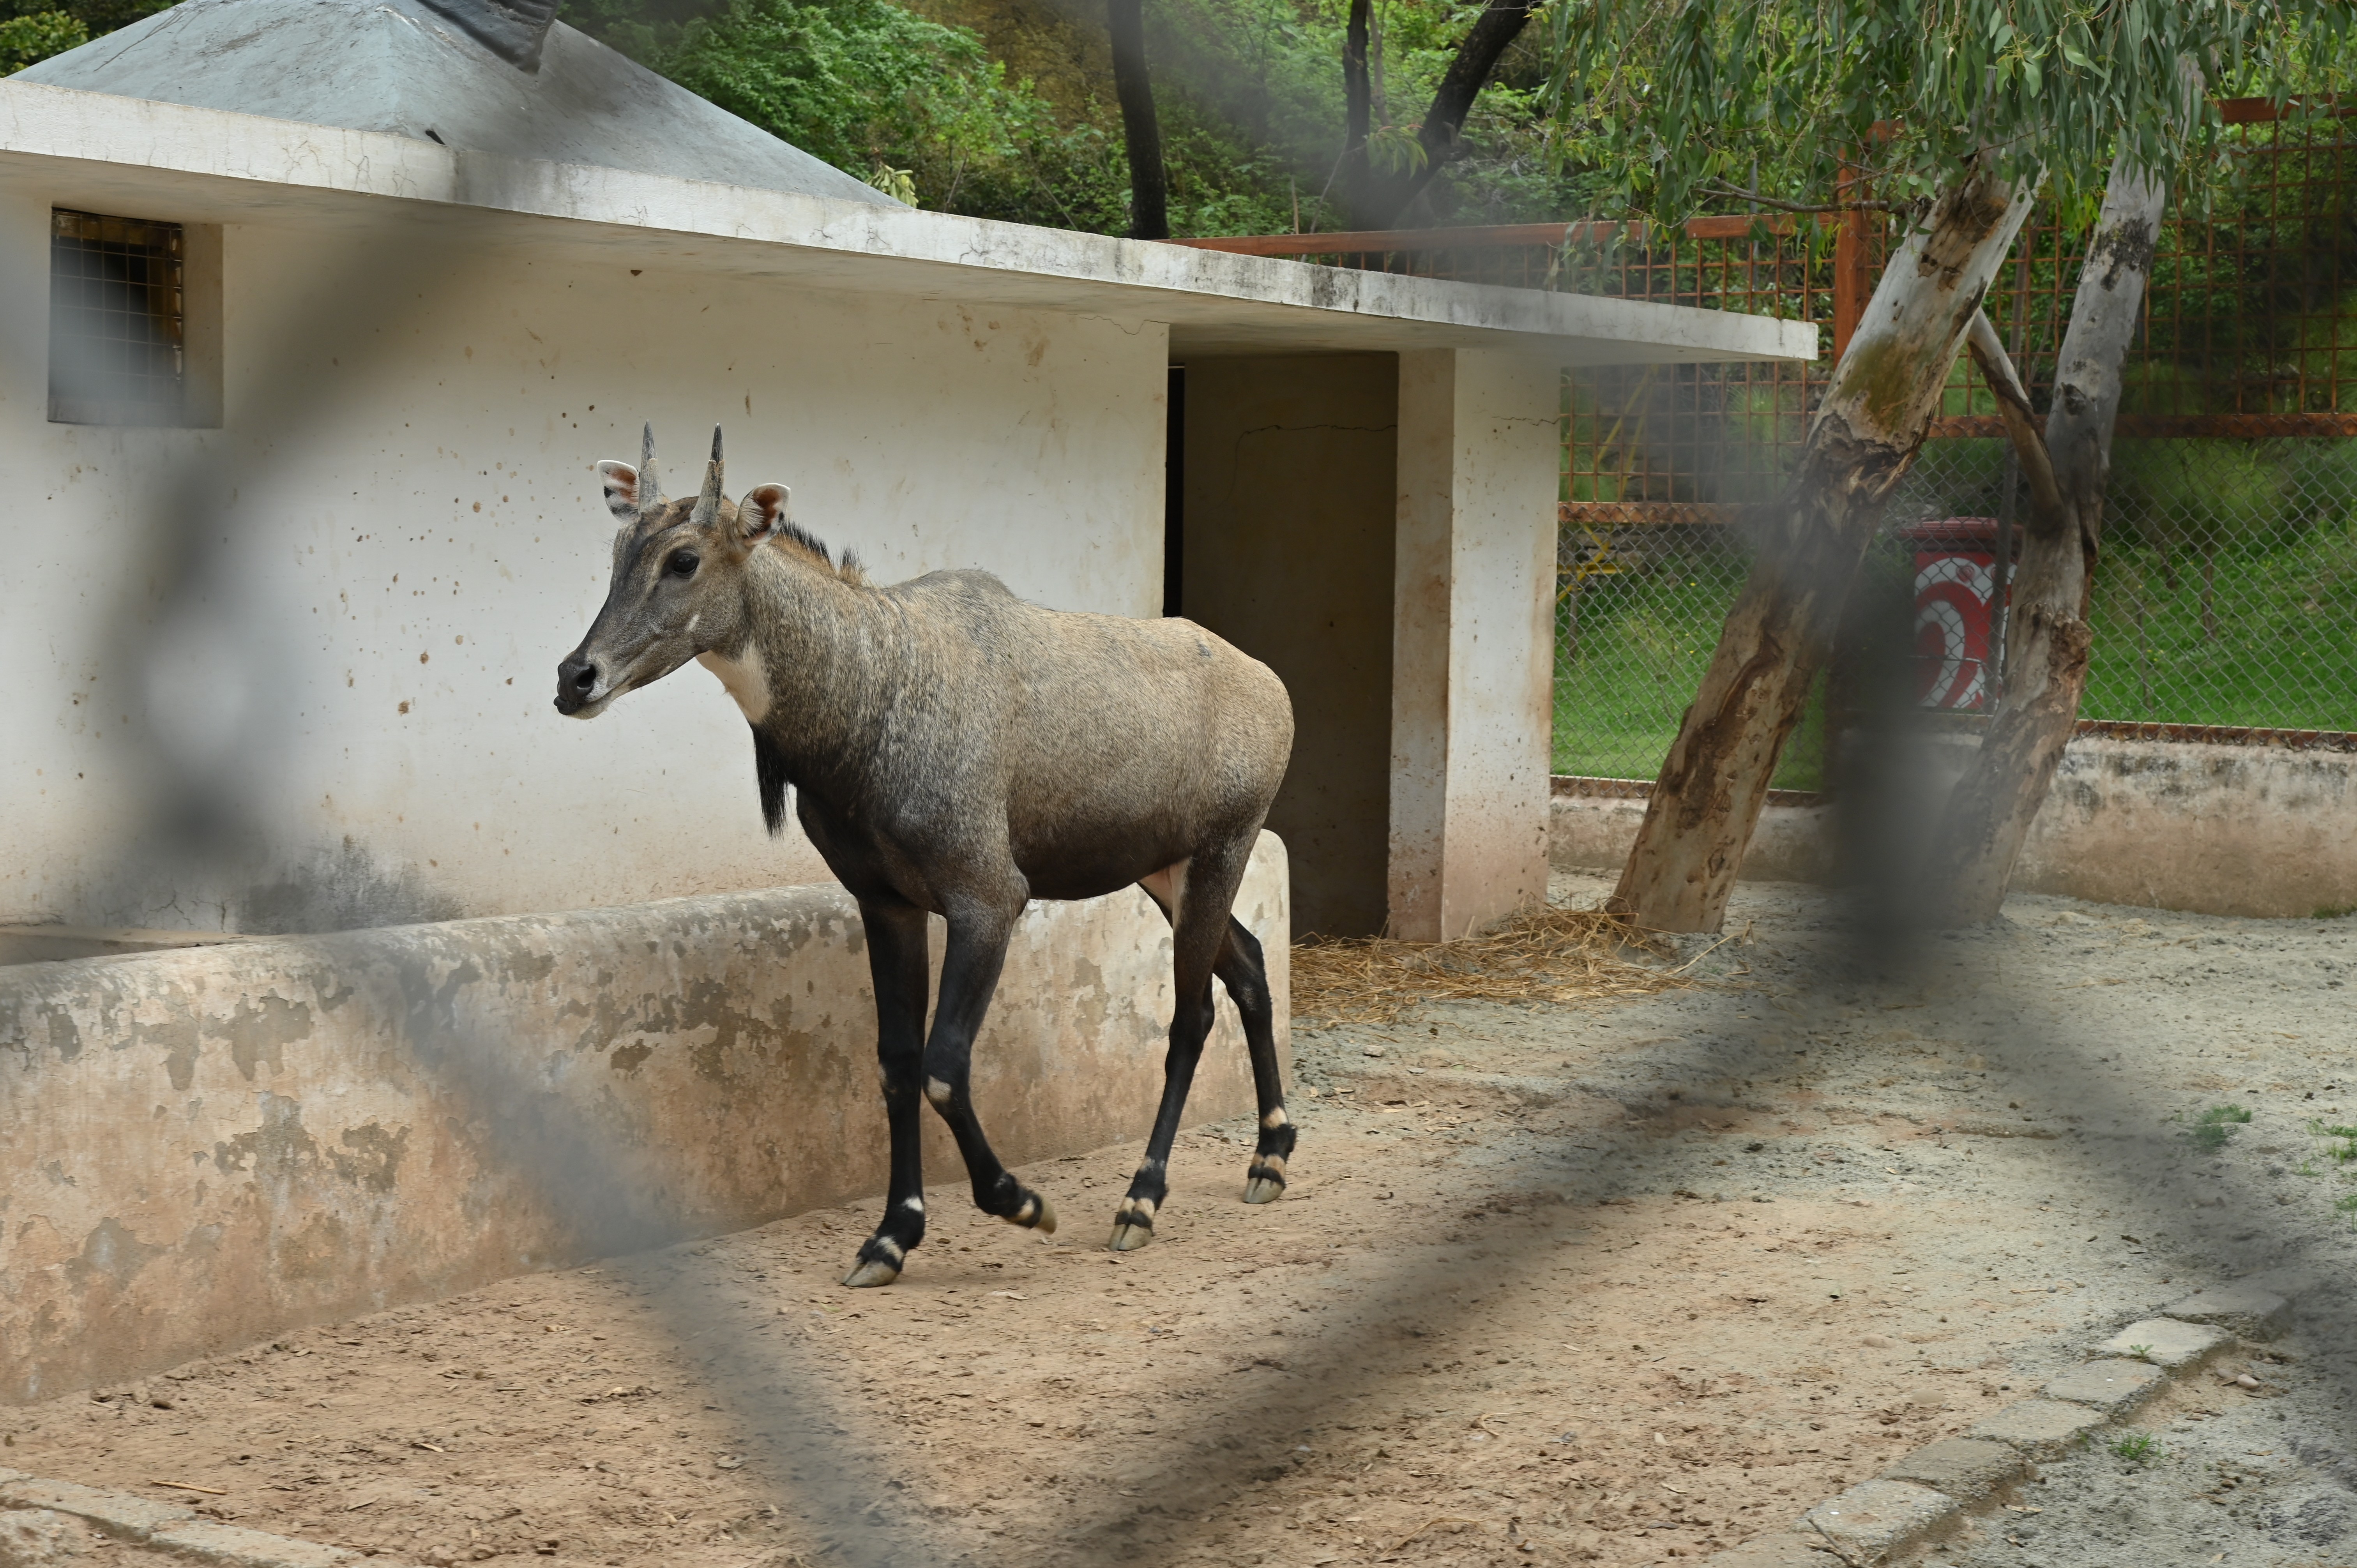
[0,8,83,69]
[1543,0,2357,227]
[568,0,1314,233]
[2110,1431,2163,1464]
[2184,1103,2254,1151]
[0,0,169,66]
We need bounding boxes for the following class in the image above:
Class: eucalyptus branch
[1698,180,1898,214]
[1965,308,2065,529]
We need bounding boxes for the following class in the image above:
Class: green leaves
[0,8,87,70]
[1543,0,2356,228]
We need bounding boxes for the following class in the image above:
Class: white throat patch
[696,646,772,724]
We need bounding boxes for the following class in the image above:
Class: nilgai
[555,427,1297,1286]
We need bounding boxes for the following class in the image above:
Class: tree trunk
[1343,0,1372,157]
[1917,157,2169,925]
[1338,0,1537,228]
[1108,0,1167,240]
[1608,165,2039,932]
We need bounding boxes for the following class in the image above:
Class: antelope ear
[738,482,791,545]
[594,461,642,522]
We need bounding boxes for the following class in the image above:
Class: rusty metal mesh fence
[1547,103,2357,786]
[1553,435,2357,787]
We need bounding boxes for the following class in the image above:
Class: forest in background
[1,0,1590,236]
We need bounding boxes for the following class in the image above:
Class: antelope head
[555,424,791,719]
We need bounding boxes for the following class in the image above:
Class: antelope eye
[666,549,699,578]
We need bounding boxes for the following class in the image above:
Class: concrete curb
[1700,1282,2293,1566]
[0,1471,417,1568]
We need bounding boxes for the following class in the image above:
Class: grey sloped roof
[15,0,898,206]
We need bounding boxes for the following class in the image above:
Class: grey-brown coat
[556,427,1297,1283]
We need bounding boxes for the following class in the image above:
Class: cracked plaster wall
[0,837,1286,1402]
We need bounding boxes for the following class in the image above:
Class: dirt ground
[3,874,2352,1568]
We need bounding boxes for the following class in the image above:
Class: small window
[49,208,187,426]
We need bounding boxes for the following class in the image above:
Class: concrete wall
[1389,349,1561,941]
[1180,355,1397,936]
[0,191,1168,934]
[0,836,1287,1404]
[1550,789,1838,889]
[1548,736,2357,919]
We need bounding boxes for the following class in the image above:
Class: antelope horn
[637,422,663,513]
[689,424,724,528]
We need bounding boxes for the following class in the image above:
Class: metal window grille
[49,208,186,427]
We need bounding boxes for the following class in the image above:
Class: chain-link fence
[1186,101,2357,789]
[1552,433,2357,787]
[1550,98,2357,787]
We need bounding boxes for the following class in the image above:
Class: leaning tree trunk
[1108,0,1168,240]
[1918,157,2169,925]
[1338,0,1537,228]
[1609,164,2040,932]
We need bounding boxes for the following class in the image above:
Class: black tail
[752,726,790,836]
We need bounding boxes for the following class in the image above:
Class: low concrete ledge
[1550,731,2357,919]
[0,835,1288,1404]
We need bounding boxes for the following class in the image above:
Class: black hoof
[1245,1119,1297,1202]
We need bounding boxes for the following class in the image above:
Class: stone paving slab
[2041,1356,2169,1415]
[2162,1281,2289,1339]
[2090,1316,2232,1370]
[0,1470,411,1568]
[1698,1529,1835,1566]
[1801,1478,1959,1559]
[1877,1436,2029,1504]
[1965,1398,2108,1462]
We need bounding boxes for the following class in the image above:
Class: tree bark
[1343,0,1372,157]
[1917,157,2168,924]
[1108,0,1167,240]
[1338,0,1537,228]
[1609,164,2040,932]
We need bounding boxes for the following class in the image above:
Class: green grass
[1551,502,2355,787]
[2110,1432,2164,1464]
[2086,520,2357,729]
[1553,551,1826,790]
[2185,1103,2254,1152]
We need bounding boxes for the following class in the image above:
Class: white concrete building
[0,0,1807,1395]
[2,0,1808,945]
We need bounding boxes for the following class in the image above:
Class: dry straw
[1289,903,1696,1027]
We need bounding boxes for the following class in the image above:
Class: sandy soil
[2,875,2351,1568]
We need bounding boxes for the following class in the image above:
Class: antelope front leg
[843,898,933,1288]
[922,900,1058,1236]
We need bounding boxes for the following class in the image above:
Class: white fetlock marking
[900,1196,925,1213]
[871,1237,904,1261]
[1254,1155,1287,1178]
[925,1077,954,1107]
[1262,1107,1290,1129]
